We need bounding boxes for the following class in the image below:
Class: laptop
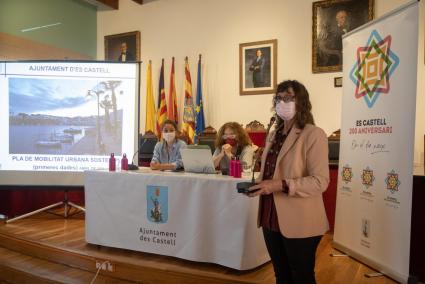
[180,146,217,174]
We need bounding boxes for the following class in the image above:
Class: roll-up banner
[334,1,419,283]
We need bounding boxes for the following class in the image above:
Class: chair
[197,126,217,154]
[138,131,158,167]
[245,120,267,148]
[328,129,340,166]
[177,130,190,145]
[245,121,267,172]
[328,129,340,141]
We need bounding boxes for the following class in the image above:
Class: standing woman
[213,122,254,175]
[248,80,329,284]
[150,119,186,170]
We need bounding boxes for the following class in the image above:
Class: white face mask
[162,132,175,144]
[276,101,296,121]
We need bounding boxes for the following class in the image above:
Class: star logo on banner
[341,165,353,184]
[361,167,375,189]
[349,30,400,108]
[385,170,401,194]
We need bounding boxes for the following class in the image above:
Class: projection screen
[0,61,140,186]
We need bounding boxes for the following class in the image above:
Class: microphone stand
[237,116,276,193]
[128,137,149,170]
[128,149,140,170]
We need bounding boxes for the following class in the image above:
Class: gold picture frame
[239,39,277,95]
[104,31,140,62]
[312,0,374,73]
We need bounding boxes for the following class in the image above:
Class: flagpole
[182,56,196,144]
[156,58,167,138]
[145,60,155,133]
[195,53,205,143]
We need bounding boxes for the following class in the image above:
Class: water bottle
[229,157,235,177]
[109,153,116,171]
[121,153,128,171]
[234,158,242,178]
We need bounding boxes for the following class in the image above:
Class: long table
[84,169,270,270]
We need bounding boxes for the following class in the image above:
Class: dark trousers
[262,228,322,284]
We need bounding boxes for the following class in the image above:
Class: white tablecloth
[84,169,269,270]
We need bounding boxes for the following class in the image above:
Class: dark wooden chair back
[197,126,217,154]
[328,129,340,165]
[138,130,158,166]
[245,120,267,148]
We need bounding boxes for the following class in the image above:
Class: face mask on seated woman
[162,132,176,144]
[222,134,237,147]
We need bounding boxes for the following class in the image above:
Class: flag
[156,59,167,138]
[167,57,178,124]
[181,57,196,144]
[145,60,156,133]
[195,54,205,143]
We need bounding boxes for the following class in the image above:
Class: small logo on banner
[385,170,401,194]
[146,185,168,223]
[361,167,375,189]
[341,165,353,184]
[349,29,400,108]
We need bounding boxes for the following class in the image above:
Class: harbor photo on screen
[9,78,124,156]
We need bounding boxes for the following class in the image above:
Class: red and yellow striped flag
[181,57,195,144]
[145,60,156,133]
[167,57,178,125]
[156,59,167,138]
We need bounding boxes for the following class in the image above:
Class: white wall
[97,0,424,165]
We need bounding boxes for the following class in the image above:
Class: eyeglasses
[274,94,295,104]
[222,134,236,139]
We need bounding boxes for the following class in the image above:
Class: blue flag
[195,55,205,143]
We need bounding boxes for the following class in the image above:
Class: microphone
[128,136,151,170]
[237,116,276,193]
[128,149,139,170]
[128,137,155,171]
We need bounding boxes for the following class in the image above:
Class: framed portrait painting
[239,39,277,95]
[104,31,140,62]
[312,0,374,73]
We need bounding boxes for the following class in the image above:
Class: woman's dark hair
[214,122,252,148]
[161,119,178,131]
[273,80,315,129]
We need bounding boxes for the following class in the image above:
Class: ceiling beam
[84,0,118,10]
[82,0,144,10]
[96,0,118,9]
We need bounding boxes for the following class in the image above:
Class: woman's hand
[150,162,161,170]
[151,162,176,171]
[222,144,233,157]
[247,179,283,197]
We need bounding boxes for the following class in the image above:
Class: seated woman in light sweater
[212,122,254,175]
[150,120,187,171]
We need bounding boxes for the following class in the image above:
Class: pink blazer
[257,124,329,238]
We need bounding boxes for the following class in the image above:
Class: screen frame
[0,60,141,187]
